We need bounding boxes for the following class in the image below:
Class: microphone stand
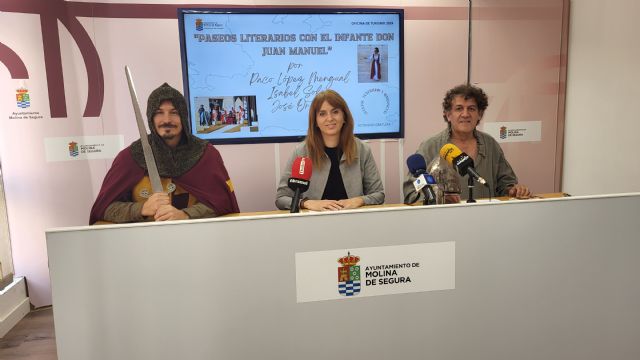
[419,172,437,206]
[290,188,301,213]
[423,186,436,206]
[422,190,433,206]
[466,176,476,203]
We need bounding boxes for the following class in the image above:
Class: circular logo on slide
[360,88,390,119]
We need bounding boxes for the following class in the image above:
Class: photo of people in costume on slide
[357,44,388,83]
[194,95,258,134]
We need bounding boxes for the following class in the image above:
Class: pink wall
[0,0,566,307]
[471,0,565,195]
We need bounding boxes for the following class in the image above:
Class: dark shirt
[321,147,348,200]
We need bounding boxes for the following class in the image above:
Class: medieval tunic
[90,143,239,224]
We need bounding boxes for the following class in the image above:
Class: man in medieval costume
[90,83,239,224]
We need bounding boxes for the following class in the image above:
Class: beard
[157,124,181,143]
[160,132,178,140]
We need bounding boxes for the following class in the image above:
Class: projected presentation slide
[179,9,404,144]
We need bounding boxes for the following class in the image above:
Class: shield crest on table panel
[338,252,361,296]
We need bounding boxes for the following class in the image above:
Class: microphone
[406,154,437,205]
[439,143,488,186]
[288,156,312,213]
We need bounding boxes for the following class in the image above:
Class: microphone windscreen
[439,143,463,164]
[291,156,312,181]
[406,154,427,176]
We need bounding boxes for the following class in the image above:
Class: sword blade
[125,66,164,194]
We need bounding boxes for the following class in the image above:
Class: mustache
[157,123,178,128]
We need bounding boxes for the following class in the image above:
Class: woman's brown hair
[305,90,357,167]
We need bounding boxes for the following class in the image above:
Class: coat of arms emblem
[68,141,79,157]
[16,87,30,108]
[338,252,360,296]
[500,126,507,139]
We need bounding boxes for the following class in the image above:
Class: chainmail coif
[130,83,208,178]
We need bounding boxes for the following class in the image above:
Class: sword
[125,66,164,194]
